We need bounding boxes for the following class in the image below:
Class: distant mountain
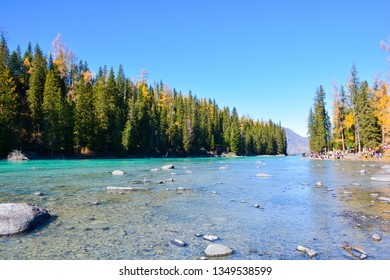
[284,128,309,155]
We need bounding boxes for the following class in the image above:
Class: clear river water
[0,156,389,260]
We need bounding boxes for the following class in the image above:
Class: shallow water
[0,156,389,260]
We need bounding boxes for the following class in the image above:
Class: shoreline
[305,154,390,163]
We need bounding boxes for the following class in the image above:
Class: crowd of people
[306,145,388,160]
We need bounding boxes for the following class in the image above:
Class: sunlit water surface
[0,156,389,259]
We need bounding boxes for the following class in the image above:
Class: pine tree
[308,86,331,153]
[347,64,362,152]
[74,75,94,153]
[358,81,381,148]
[27,44,46,145]
[0,35,18,154]
[42,70,62,155]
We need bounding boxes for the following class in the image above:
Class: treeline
[308,62,390,153]
[0,34,287,157]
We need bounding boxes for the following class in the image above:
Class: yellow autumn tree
[373,82,390,144]
[51,33,75,80]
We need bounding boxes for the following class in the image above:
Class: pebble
[306,249,318,258]
[256,173,272,178]
[161,165,175,170]
[297,245,317,258]
[253,204,260,208]
[112,170,125,175]
[203,234,219,242]
[315,182,323,187]
[372,233,382,241]
[204,244,233,257]
[171,239,187,247]
[34,192,44,196]
[195,233,203,237]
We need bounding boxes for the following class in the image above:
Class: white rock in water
[204,244,233,257]
[315,181,323,187]
[306,249,318,258]
[372,233,382,241]
[106,186,141,191]
[161,165,175,170]
[371,176,390,182]
[150,168,160,172]
[219,166,228,170]
[256,173,272,177]
[203,234,219,242]
[112,170,125,175]
[377,197,390,202]
[171,239,187,247]
[357,169,367,174]
[296,245,308,253]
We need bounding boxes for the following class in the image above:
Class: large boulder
[0,203,51,236]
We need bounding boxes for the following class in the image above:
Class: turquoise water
[0,156,389,260]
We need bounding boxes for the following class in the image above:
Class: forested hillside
[0,34,287,157]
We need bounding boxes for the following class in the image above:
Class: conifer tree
[308,86,331,153]
[42,70,62,155]
[74,75,94,153]
[27,44,47,145]
[358,81,381,148]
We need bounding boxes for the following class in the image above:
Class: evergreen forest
[308,45,390,154]
[0,34,287,158]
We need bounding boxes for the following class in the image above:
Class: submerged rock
[112,170,125,175]
[203,234,219,242]
[371,176,390,182]
[296,245,318,258]
[171,239,187,247]
[0,203,51,236]
[106,186,144,191]
[204,244,233,257]
[372,233,382,241]
[377,197,390,202]
[161,165,175,170]
[256,173,272,178]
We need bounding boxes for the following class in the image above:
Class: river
[0,156,389,259]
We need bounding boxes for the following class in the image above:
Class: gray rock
[171,239,187,247]
[377,197,390,202]
[203,234,219,242]
[161,165,175,170]
[371,176,390,182]
[306,249,318,258]
[256,173,272,177]
[112,170,125,175]
[204,244,233,257]
[0,203,51,236]
[372,233,382,241]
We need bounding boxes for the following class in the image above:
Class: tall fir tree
[308,86,331,153]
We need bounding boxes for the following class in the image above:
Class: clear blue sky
[1,0,389,136]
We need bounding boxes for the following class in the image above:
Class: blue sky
[1,0,389,136]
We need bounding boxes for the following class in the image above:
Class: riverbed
[0,156,389,259]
